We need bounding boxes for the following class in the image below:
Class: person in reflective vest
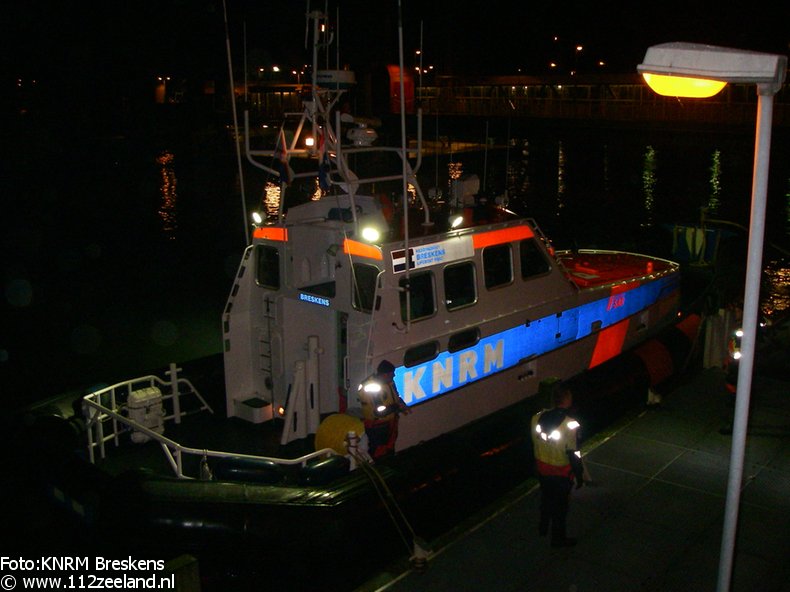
[358,360,411,459]
[530,382,584,547]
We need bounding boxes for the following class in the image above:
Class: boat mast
[223,0,250,244]
[397,0,412,330]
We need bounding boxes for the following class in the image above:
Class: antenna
[222,0,249,244]
[304,0,310,49]
[396,0,412,323]
[335,5,340,72]
[324,0,329,66]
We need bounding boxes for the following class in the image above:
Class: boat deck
[91,409,316,481]
[80,356,321,482]
[557,251,675,288]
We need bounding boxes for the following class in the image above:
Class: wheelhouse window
[400,272,435,322]
[256,245,280,289]
[483,243,513,289]
[444,262,477,311]
[520,239,551,278]
[352,264,379,313]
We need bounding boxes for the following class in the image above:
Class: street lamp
[638,42,787,592]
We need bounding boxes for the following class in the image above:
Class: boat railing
[82,366,212,463]
[82,367,337,480]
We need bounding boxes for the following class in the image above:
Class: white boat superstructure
[221,9,682,453]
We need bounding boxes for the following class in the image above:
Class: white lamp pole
[638,43,786,592]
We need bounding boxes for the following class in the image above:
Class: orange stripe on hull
[589,318,629,369]
[343,239,383,260]
[253,227,288,241]
[472,226,534,249]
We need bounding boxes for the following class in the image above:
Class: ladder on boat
[258,294,275,384]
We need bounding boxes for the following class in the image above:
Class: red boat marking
[633,339,675,385]
[589,318,629,368]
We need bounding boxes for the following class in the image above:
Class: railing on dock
[82,364,336,480]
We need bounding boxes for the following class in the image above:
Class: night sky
[5,0,790,103]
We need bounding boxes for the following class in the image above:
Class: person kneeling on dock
[358,360,411,459]
[530,382,584,547]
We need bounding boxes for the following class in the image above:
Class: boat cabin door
[278,299,347,421]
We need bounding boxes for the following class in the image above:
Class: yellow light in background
[641,73,727,98]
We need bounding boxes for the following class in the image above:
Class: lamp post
[638,42,787,592]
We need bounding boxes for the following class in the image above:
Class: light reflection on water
[556,141,565,215]
[262,178,323,220]
[785,178,790,238]
[263,181,280,219]
[260,176,413,221]
[764,260,790,318]
[708,149,722,215]
[642,145,656,227]
[156,150,177,238]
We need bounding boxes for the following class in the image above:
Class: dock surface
[358,368,790,592]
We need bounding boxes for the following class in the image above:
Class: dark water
[3,113,789,408]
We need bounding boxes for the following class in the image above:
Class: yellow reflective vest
[531,409,581,476]
[359,376,400,423]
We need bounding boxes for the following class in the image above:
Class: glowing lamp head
[641,73,726,98]
[638,42,787,98]
[304,136,315,148]
[450,214,464,229]
[251,211,264,225]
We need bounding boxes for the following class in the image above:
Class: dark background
[5,1,790,106]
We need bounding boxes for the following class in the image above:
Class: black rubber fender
[213,457,286,484]
[297,455,351,486]
[20,410,85,467]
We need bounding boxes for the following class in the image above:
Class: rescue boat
[17,9,694,590]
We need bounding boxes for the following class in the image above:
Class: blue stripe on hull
[396,275,679,405]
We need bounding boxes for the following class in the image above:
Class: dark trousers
[365,418,399,459]
[538,474,573,540]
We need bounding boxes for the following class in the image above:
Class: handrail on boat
[82,368,337,480]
